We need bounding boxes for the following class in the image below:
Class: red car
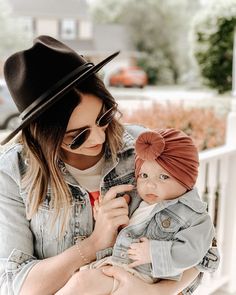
[109,66,148,88]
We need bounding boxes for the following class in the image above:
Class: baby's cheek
[136,183,145,198]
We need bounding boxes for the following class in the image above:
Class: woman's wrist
[74,237,97,266]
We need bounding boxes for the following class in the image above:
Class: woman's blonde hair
[21,75,124,235]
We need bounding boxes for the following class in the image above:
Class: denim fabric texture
[97,189,215,283]
[0,125,219,294]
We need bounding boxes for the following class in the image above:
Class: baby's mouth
[145,194,158,199]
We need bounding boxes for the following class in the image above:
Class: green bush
[192,1,236,93]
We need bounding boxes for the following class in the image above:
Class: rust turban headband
[135,129,199,190]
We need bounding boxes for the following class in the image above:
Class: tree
[91,0,201,85]
[0,0,31,59]
[192,0,236,93]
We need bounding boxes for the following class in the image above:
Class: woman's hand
[89,184,133,251]
[103,266,200,295]
[102,266,158,295]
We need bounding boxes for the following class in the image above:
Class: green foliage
[92,0,200,85]
[121,103,226,151]
[193,1,236,93]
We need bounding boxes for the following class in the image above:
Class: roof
[8,0,89,18]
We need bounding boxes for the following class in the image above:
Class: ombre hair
[21,75,124,235]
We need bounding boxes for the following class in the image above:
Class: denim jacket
[97,189,215,283]
[0,125,219,295]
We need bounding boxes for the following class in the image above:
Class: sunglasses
[64,106,117,150]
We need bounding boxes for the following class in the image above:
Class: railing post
[232,27,236,97]
[221,27,236,292]
[221,149,236,293]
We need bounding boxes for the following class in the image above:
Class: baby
[76,128,215,294]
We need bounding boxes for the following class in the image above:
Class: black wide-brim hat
[1,35,119,145]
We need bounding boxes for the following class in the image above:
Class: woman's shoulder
[124,124,148,140]
[118,124,148,156]
[0,142,24,172]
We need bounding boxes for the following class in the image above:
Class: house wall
[36,19,58,37]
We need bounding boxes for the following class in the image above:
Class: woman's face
[62,93,108,157]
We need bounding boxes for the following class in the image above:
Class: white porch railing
[195,99,236,294]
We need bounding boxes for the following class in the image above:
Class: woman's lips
[86,144,102,149]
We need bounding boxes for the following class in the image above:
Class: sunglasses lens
[70,129,91,150]
[98,108,116,127]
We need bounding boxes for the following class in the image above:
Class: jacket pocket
[30,202,60,258]
[145,210,184,241]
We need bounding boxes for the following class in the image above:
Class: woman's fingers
[112,215,130,228]
[128,261,142,268]
[102,196,129,210]
[108,207,129,218]
[127,249,136,255]
[102,265,127,280]
[129,243,139,250]
[102,184,134,203]
[123,194,131,204]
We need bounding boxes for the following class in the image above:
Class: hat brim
[0,51,119,145]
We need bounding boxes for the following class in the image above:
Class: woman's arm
[19,184,133,295]
[103,266,200,295]
[19,237,96,295]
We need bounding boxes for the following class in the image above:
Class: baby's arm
[128,237,151,267]
[128,213,215,278]
[150,214,214,278]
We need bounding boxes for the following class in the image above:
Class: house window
[79,20,93,39]
[61,19,77,40]
[36,19,58,37]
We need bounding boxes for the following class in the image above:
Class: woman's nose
[88,125,106,145]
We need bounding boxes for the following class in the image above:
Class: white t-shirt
[65,156,104,192]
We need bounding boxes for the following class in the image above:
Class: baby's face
[136,160,187,205]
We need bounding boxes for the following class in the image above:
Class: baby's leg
[76,268,114,295]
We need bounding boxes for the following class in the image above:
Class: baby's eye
[138,173,148,179]
[159,174,169,181]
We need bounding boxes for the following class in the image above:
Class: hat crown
[4,35,88,113]
[1,35,119,145]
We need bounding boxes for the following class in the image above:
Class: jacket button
[162,218,171,228]
[212,237,217,247]
[120,252,126,258]
[126,233,131,238]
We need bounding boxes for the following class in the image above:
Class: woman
[0,35,219,295]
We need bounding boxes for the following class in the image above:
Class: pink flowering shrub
[120,102,226,151]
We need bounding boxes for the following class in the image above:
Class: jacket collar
[149,188,207,216]
[104,129,135,160]
[177,188,207,213]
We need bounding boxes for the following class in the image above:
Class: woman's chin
[82,144,104,156]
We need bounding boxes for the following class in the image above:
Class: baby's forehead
[140,160,169,174]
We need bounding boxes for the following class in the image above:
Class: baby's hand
[128,237,151,268]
